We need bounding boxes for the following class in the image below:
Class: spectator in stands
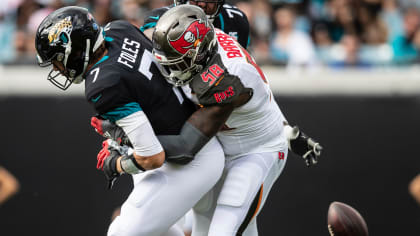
[120,0,146,28]
[14,0,63,64]
[0,0,18,64]
[270,5,317,68]
[358,2,388,46]
[329,33,371,68]
[311,22,334,64]
[92,0,112,25]
[357,1,392,65]
[399,0,420,12]
[237,0,272,64]
[380,0,404,43]
[0,166,19,205]
[2,0,420,67]
[390,8,420,64]
[324,0,362,42]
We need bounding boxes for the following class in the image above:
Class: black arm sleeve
[157,122,210,164]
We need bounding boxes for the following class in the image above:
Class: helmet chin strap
[93,27,104,52]
[63,33,72,68]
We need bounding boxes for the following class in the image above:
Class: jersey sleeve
[140,7,170,32]
[236,16,250,49]
[218,4,251,49]
[189,55,252,106]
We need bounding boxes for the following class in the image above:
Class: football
[327,201,369,236]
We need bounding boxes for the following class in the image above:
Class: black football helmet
[152,5,216,86]
[174,0,225,20]
[35,6,104,90]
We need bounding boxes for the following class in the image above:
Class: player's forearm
[157,122,210,163]
[114,149,165,173]
[116,111,165,170]
[157,105,233,163]
[188,104,234,137]
[132,151,165,170]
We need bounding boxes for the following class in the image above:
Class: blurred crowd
[1,0,420,68]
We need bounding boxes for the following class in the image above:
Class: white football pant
[107,138,224,236]
[192,150,288,236]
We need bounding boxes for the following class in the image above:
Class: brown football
[327,201,369,236]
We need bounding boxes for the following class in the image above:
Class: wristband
[120,153,145,174]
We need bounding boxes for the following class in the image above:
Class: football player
[34,6,226,236]
[141,0,250,49]
[151,5,323,236]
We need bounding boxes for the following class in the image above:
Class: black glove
[97,139,130,189]
[287,126,323,166]
[91,116,132,146]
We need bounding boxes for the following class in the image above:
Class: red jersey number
[201,64,225,86]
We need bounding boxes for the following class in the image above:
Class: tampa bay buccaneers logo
[169,19,211,55]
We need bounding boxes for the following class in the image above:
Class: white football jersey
[184,29,288,158]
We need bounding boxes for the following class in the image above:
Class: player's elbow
[133,151,165,170]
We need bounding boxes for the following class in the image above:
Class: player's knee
[217,163,263,207]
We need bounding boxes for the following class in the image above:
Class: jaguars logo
[48,16,73,45]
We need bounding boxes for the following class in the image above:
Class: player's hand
[97,139,124,189]
[91,116,131,146]
[286,126,323,166]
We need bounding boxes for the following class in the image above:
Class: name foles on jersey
[118,38,141,69]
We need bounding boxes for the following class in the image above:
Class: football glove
[285,125,323,167]
[97,139,129,189]
[91,116,131,146]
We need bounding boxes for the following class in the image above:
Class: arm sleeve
[116,111,163,157]
[157,122,210,162]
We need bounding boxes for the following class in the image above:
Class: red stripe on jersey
[240,47,267,83]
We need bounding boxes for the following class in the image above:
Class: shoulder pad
[85,66,121,102]
[190,54,252,106]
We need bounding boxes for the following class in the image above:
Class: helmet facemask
[37,36,91,90]
[154,36,215,86]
